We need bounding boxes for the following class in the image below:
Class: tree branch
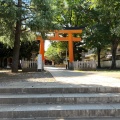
[21,28,26,32]
[21,17,30,21]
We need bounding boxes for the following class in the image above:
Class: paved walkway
[0,67,120,88]
[45,67,120,88]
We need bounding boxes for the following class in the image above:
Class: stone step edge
[1,117,120,120]
[0,93,120,98]
[0,104,119,118]
[0,103,119,111]
[0,87,120,93]
[1,94,120,104]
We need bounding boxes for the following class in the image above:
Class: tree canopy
[45,43,62,64]
[0,0,120,71]
[81,0,120,68]
[0,0,60,72]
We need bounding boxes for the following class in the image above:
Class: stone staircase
[0,87,120,119]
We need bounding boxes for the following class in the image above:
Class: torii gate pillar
[39,38,45,61]
[68,33,74,69]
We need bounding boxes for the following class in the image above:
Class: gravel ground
[79,71,120,79]
[0,69,120,84]
[0,70,56,83]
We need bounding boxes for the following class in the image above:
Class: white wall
[101,60,120,68]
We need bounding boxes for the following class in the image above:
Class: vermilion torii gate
[37,29,82,69]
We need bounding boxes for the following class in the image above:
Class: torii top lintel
[49,30,82,41]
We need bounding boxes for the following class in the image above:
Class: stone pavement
[0,67,120,88]
[45,67,120,88]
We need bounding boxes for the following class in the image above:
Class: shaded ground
[0,69,120,84]
[0,70,55,83]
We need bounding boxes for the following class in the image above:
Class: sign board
[37,54,42,70]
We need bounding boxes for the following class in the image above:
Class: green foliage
[45,44,62,64]
[0,0,62,72]
[0,0,120,70]
[83,24,111,49]
[19,40,39,59]
[0,0,60,45]
[83,0,120,68]
[0,42,13,57]
[51,0,91,27]
[56,41,67,54]
[89,0,120,37]
[45,41,69,63]
[30,0,61,39]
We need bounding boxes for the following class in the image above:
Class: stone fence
[101,60,120,68]
[73,60,120,70]
[21,59,37,72]
[73,61,96,70]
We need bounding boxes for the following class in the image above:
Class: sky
[45,40,51,51]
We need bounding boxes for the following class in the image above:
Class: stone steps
[2,117,120,119]
[0,93,120,104]
[0,103,120,118]
[0,87,120,119]
[0,87,120,94]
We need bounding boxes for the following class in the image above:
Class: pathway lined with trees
[0,0,120,72]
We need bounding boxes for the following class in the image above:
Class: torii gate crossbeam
[37,29,82,69]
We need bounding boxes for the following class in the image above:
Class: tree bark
[97,47,101,68]
[111,39,118,69]
[12,0,22,73]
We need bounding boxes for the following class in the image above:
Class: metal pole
[66,48,67,69]
[66,48,67,63]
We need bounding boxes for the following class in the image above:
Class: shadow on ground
[0,70,54,83]
[0,67,120,88]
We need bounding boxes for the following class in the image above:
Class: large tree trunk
[12,0,22,73]
[97,47,101,68]
[111,39,118,69]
